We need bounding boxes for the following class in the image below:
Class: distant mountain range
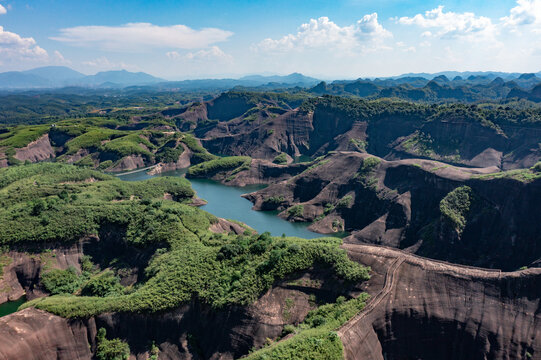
[1,66,540,97]
[309,72,541,102]
[0,66,164,89]
[0,67,320,90]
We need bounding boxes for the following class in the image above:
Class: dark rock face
[339,243,541,360]
[195,96,541,169]
[0,242,84,304]
[0,270,358,360]
[0,308,93,360]
[244,152,541,270]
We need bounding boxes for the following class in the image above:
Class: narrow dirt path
[338,256,405,336]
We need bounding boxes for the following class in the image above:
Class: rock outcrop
[339,243,541,360]
[243,151,541,270]
[0,308,93,360]
[14,134,56,163]
[0,269,357,360]
[0,243,84,304]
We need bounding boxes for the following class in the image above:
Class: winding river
[116,168,322,239]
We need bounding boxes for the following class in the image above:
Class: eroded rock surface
[243,151,541,270]
[339,243,541,360]
[0,308,93,360]
[14,134,56,163]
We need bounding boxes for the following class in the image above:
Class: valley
[0,79,540,360]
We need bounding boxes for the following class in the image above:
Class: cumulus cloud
[51,23,233,52]
[0,26,48,64]
[0,4,7,15]
[255,14,392,53]
[398,6,497,41]
[166,46,232,62]
[501,0,541,28]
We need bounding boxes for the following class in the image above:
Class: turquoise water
[0,297,26,318]
[116,169,322,239]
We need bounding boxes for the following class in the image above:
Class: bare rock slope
[339,243,541,360]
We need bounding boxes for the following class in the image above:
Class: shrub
[245,294,370,360]
[287,205,304,218]
[336,195,352,208]
[156,146,183,163]
[187,156,251,177]
[273,153,288,165]
[81,271,123,297]
[96,328,130,360]
[41,267,82,295]
[439,186,473,233]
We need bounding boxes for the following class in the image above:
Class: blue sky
[0,0,540,79]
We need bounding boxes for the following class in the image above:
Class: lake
[0,297,26,318]
[116,168,322,239]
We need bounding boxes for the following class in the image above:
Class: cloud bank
[51,23,233,52]
[256,14,391,53]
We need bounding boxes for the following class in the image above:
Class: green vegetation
[41,267,83,295]
[4,163,369,319]
[336,195,353,209]
[245,294,370,360]
[473,167,541,183]
[180,134,218,164]
[155,145,183,163]
[81,270,123,297]
[273,153,288,165]
[287,205,304,218]
[0,125,49,148]
[439,186,473,233]
[354,157,380,189]
[187,156,251,177]
[263,196,285,208]
[96,328,130,360]
[349,138,367,152]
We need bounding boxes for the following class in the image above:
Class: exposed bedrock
[0,269,359,360]
[243,151,541,270]
[14,134,56,163]
[197,98,541,169]
[339,243,541,360]
[0,308,93,360]
[0,242,84,304]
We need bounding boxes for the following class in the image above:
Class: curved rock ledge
[339,243,541,360]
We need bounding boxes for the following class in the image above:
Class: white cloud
[166,46,232,62]
[0,4,7,15]
[0,26,48,64]
[81,56,137,71]
[398,6,497,41]
[51,23,233,52]
[501,0,541,29]
[255,14,392,53]
[53,50,71,65]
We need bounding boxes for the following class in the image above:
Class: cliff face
[243,151,541,270]
[195,97,541,169]
[4,244,539,360]
[339,243,541,360]
[201,109,314,160]
[0,308,93,360]
[14,134,56,163]
[0,269,359,360]
[0,243,84,304]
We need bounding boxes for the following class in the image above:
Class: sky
[0,0,540,79]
